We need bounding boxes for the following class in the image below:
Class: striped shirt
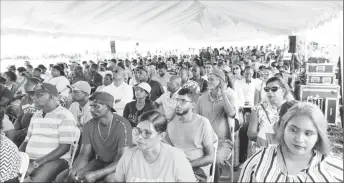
[24,106,77,161]
[239,145,343,182]
[69,101,93,130]
[0,135,20,182]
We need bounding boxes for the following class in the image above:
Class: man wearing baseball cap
[68,81,93,131]
[57,91,132,183]
[195,69,239,182]
[20,83,78,182]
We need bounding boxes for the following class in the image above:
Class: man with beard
[55,92,132,183]
[136,66,164,101]
[155,75,182,121]
[152,62,171,91]
[164,87,216,182]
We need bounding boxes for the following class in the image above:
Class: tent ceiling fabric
[1,1,343,41]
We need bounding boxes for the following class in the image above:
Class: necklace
[98,115,113,141]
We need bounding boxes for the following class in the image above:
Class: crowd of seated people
[0,44,342,183]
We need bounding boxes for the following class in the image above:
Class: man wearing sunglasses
[19,83,78,182]
[164,87,216,182]
[56,92,132,183]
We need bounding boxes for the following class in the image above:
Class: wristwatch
[33,161,39,169]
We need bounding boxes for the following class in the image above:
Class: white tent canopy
[1,1,343,42]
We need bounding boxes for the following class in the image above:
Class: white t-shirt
[2,114,14,132]
[115,143,196,182]
[237,78,262,106]
[98,82,133,116]
[44,76,70,97]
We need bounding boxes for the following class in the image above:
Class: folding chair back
[18,152,30,182]
[207,134,218,182]
[69,128,81,169]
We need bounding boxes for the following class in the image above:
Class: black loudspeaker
[110,41,116,53]
[288,36,296,53]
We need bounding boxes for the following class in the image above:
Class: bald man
[155,75,182,121]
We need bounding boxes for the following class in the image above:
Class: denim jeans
[25,159,68,182]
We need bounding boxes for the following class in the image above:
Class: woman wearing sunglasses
[112,110,196,182]
[247,77,292,153]
[240,103,343,182]
[231,64,244,82]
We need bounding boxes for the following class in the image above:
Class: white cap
[135,82,151,94]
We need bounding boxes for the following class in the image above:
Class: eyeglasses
[233,67,240,70]
[191,69,197,72]
[176,98,193,105]
[132,127,157,139]
[264,86,281,92]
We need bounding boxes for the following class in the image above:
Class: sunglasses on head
[132,127,157,139]
[264,86,281,92]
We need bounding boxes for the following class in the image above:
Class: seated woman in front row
[239,102,343,182]
[112,110,196,182]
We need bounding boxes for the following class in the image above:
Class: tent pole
[338,12,343,127]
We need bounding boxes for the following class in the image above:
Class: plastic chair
[69,128,81,169]
[207,134,218,183]
[18,152,30,182]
